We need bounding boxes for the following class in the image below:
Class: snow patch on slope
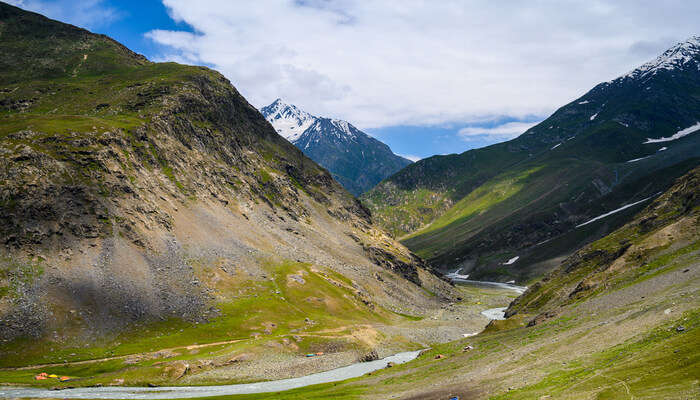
[445,268,470,280]
[481,307,507,320]
[644,122,700,144]
[576,196,655,228]
[626,155,650,163]
[329,119,357,139]
[503,256,519,265]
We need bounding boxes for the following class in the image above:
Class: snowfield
[626,155,650,163]
[576,196,655,228]
[503,256,519,265]
[644,122,700,144]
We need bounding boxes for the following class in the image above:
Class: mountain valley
[0,2,697,399]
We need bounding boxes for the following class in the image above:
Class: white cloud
[6,0,122,30]
[398,154,422,162]
[143,1,697,132]
[458,121,539,141]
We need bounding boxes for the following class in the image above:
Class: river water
[0,351,421,399]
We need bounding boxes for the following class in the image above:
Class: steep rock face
[261,99,412,196]
[0,3,454,347]
[363,37,700,281]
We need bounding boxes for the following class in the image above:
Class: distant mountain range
[261,99,411,196]
[363,36,700,282]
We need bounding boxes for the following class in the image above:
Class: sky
[7,0,699,160]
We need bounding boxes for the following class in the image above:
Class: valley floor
[0,248,698,400]
[0,283,518,393]
[238,246,696,400]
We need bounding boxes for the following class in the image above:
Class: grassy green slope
[0,2,149,84]
[507,164,700,319]
[362,141,536,238]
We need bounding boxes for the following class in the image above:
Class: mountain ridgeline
[363,36,700,282]
[0,1,456,368]
[261,99,412,196]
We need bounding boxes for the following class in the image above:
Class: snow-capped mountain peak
[260,98,316,142]
[621,36,700,80]
[261,99,360,143]
[259,99,411,195]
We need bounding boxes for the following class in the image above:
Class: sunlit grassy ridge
[404,165,544,240]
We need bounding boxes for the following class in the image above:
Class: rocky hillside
[261,99,412,196]
[0,2,455,365]
[363,36,700,282]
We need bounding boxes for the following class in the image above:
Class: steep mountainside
[363,36,700,282]
[261,99,412,195]
[0,2,456,374]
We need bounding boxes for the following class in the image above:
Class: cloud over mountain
[146,0,699,132]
